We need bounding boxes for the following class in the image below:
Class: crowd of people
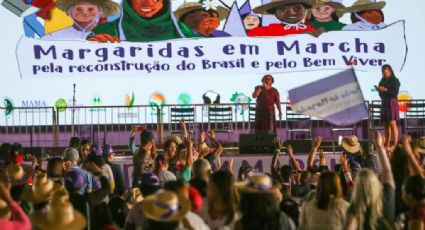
[0,116,424,229]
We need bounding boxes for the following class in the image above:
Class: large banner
[16,21,407,79]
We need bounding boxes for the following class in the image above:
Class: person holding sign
[375,64,400,150]
[252,74,282,134]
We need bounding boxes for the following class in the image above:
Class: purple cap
[65,169,86,190]
[102,144,114,156]
[140,173,160,186]
[90,144,103,156]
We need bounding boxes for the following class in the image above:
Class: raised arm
[184,136,193,168]
[129,126,137,155]
[216,153,222,170]
[339,154,354,187]
[287,145,301,172]
[307,136,322,170]
[402,135,425,178]
[271,145,281,179]
[374,131,395,188]
[0,182,31,230]
[197,131,206,151]
[180,118,188,139]
[318,149,328,168]
[225,158,234,175]
[271,139,284,178]
[252,86,262,98]
[27,154,37,170]
[385,78,401,97]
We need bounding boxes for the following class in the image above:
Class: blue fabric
[23,13,44,38]
[211,30,231,37]
[71,167,93,195]
[107,13,120,22]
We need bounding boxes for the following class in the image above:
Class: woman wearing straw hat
[341,135,363,164]
[248,0,318,37]
[42,0,121,40]
[342,0,387,31]
[308,0,347,32]
[141,190,193,230]
[174,0,230,37]
[235,174,296,230]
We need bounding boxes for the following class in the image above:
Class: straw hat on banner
[235,173,281,193]
[343,0,386,13]
[313,0,345,9]
[21,171,56,204]
[313,0,347,17]
[31,190,87,230]
[174,1,230,21]
[253,0,313,15]
[341,135,361,153]
[55,0,121,17]
[141,190,190,222]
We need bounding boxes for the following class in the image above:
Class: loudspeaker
[284,140,313,153]
[239,133,277,154]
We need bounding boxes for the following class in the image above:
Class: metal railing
[0,100,421,147]
[0,103,258,147]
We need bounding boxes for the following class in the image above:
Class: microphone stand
[71,83,76,137]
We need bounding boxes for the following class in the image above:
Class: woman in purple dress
[252,74,282,134]
[375,64,400,149]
